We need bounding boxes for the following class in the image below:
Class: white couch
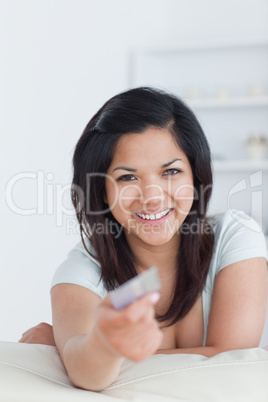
[1,341,268,401]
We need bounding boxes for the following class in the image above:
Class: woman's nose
[139,183,165,206]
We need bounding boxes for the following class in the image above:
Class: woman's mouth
[133,208,173,224]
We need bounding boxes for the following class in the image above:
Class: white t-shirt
[51,210,268,345]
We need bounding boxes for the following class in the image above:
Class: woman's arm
[19,322,56,346]
[51,283,162,391]
[156,257,268,357]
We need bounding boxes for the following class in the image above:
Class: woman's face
[105,127,194,247]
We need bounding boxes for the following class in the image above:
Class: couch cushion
[0,341,267,401]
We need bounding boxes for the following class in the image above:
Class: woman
[20,87,268,391]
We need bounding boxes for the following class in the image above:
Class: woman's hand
[94,291,163,362]
[19,322,56,346]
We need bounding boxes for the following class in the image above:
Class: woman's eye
[117,174,136,182]
[163,168,182,176]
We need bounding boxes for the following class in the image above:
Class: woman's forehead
[111,128,183,163]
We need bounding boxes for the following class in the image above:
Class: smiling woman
[70,88,215,328]
[19,87,268,392]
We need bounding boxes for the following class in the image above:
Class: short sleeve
[202,210,268,346]
[50,239,107,299]
[214,210,268,274]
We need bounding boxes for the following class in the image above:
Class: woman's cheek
[117,184,141,214]
[174,183,194,215]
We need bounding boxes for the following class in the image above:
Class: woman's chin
[123,219,181,247]
[135,233,179,247]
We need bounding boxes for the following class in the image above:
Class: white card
[109,266,161,310]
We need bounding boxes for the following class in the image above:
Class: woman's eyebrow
[161,158,182,168]
[112,158,182,172]
[112,166,137,172]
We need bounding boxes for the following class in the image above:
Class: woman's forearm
[62,329,124,391]
[156,346,224,358]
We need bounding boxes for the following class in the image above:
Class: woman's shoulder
[50,237,107,298]
[208,209,265,239]
[208,209,268,272]
[66,236,100,266]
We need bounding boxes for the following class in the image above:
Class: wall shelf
[187,96,268,109]
[213,159,268,172]
[136,39,268,53]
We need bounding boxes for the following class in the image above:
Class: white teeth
[136,209,171,221]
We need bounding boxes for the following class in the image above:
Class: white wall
[1,0,268,344]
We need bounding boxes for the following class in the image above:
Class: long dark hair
[71,87,214,326]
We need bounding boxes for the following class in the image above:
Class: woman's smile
[133,208,173,225]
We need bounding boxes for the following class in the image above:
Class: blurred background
[1,0,268,344]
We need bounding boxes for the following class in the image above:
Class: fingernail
[150,292,160,304]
